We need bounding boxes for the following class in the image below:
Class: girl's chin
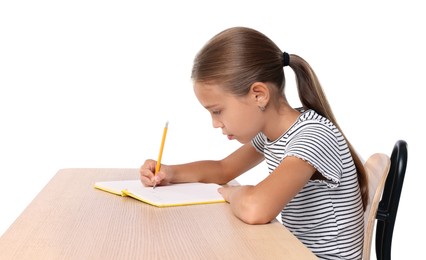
[228,136,249,144]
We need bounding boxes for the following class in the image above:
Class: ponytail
[288,54,368,211]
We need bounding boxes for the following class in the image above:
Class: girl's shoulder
[296,108,336,129]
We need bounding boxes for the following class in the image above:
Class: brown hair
[191,27,368,210]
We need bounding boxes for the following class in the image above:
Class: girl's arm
[218,156,316,225]
[140,142,264,186]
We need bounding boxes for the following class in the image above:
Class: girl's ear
[249,82,270,107]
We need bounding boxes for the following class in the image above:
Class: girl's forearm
[170,160,233,184]
[222,185,272,225]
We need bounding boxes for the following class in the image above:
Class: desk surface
[0,168,317,259]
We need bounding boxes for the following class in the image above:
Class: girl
[140,27,367,259]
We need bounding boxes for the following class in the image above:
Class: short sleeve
[285,122,343,188]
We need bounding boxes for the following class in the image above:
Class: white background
[0,1,423,258]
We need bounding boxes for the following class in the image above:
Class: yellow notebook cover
[94,180,225,207]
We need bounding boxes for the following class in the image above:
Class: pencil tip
[165,121,169,127]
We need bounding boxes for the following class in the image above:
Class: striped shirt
[252,109,364,260]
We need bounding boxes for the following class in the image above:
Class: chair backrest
[375,140,408,260]
[363,153,391,260]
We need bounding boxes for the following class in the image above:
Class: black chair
[375,140,408,260]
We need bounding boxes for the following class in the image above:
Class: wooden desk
[0,169,317,259]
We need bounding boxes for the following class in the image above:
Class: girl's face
[194,82,264,144]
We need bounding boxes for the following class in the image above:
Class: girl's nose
[212,118,224,129]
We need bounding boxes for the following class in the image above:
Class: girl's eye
[212,110,221,115]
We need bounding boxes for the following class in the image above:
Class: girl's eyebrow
[204,104,219,110]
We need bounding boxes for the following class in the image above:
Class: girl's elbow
[240,215,271,225]
[236,199,274,225]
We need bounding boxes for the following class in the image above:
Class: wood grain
[0,168,317,259]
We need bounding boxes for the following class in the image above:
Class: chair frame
[375,140,408,260]
[363,153,390,260]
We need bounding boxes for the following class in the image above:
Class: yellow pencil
[153,121,168,189]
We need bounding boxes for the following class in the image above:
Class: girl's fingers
[140,160,170,187]
[139,161,157,186]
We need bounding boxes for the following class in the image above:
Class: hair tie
[283,52,290,67]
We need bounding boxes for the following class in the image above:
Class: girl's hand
[139,159,173,187]
[218,186,239,202]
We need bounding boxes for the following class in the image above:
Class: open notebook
[94,180,226,207]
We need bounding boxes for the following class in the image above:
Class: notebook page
[95,180,225,207]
